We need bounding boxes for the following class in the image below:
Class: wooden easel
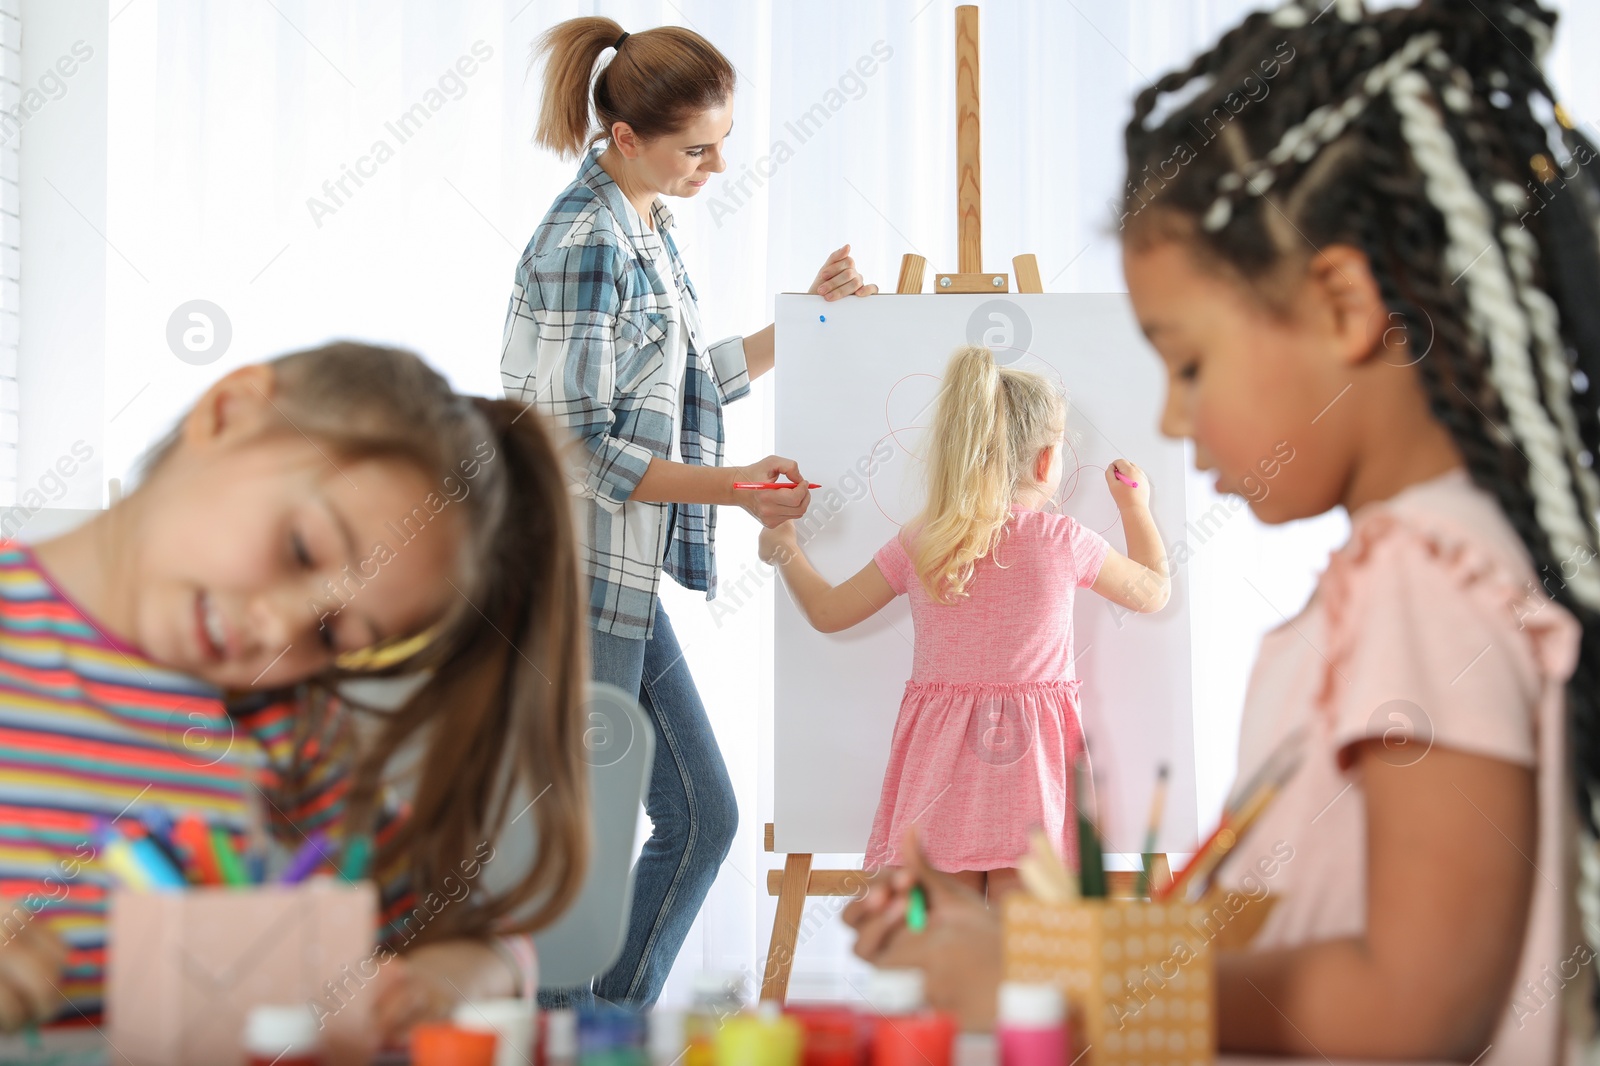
[894,6,1043,302]
[759,5,1166,1003]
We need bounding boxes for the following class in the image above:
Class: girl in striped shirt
[0,341,589,1047]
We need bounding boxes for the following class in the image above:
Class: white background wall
[0,0,18,506]
[13,0,1600,1005]
[18,0,104,515]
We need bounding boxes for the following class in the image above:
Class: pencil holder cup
[1002,893,1216,1066]
[105,880,377,1066]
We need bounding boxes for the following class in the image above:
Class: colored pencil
[1156,729,1306,902]
[1134,763,1170,898]
[1075,755,1106,899]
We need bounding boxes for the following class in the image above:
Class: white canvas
[772,292,1197,858]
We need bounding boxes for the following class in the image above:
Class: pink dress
[1215,469,1581,1063]
[865,506,1111,872]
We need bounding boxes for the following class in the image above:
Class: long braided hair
[1123,0,1600,1012]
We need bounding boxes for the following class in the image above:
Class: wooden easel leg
[761,852,812,1003]
[1012,253,1043,294]
[897,253,927,295]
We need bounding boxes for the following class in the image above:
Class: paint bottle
[864,969,955,1066]
[997,983,1066,1066]
[242,1004,323,1066]
[543,1008,579,1066]
[649,1009,686,1066]
[714,1001,802,1066]
[411,1022,498,1066]
[454,999,535,1066]
[953,1033,998,1066]
[684,971,745,1066]
[578,1003,648,1066]
[784,1004,865,1066]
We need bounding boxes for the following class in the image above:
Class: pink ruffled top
[1216,468,1582,1062]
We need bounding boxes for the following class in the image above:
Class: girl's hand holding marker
[1106,458,1149,505]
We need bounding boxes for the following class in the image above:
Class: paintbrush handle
[1158,783,1281,902]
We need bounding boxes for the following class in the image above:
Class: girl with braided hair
[846,0,1600,1058]
[1120,0,1599,1056]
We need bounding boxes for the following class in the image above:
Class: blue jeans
[540,600,738,1009]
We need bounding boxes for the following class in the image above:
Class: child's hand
[0,904,68,1031]
[843,830,1003,1031]
[371,939,516,1045]
[758,522,800,565]
[1105,458,1151,510]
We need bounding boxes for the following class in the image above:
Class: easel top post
[956,5,982,275]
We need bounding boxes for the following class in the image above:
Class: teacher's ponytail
[533,16,736,159]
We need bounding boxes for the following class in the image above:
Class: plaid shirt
[501,149,750,640]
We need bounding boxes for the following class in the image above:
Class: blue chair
[337,677,652,989]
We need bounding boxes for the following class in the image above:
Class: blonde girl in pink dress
[758,345,1171,898]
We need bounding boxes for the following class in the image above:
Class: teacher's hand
[809,244,879,301]
[844,829,1003,1031]
[730,456,812,529]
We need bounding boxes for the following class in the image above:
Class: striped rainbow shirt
[0,541,413,1026]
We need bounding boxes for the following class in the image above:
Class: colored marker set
[97,811,370,891]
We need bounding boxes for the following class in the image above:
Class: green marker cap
[906,884,927,933]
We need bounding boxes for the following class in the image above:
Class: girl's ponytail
[913,346,1063,603]
[339,394,590,941]
[532,17,736,159]
[456,397,590,934]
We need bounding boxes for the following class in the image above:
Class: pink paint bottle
[997,983,1067,1066]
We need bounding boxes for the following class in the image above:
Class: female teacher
[502,16,876,1008]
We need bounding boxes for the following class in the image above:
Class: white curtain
[73,0,1600,1007]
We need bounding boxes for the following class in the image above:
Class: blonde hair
[911,346,1065,604]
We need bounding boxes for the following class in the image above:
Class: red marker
[172,813,223,885]
[1113,470,1139,488]
[733,482,821,490]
